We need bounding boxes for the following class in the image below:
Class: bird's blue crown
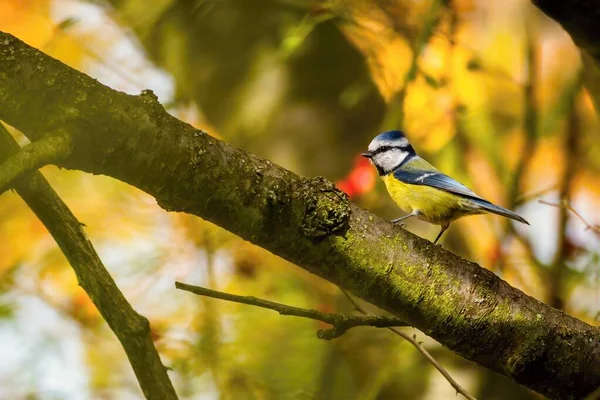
[376,130,406,142]
[368,130,412,152]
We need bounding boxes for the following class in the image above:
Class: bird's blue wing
[393,168,484,201]
[392,158,529,224]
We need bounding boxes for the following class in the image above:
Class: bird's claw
[392,221,406,228]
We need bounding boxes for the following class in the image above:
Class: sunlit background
[1,0,599,399]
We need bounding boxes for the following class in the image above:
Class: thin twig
[175,282,408,340]
[340,289,477,400]
[539,200,600,235]
[0,133,71,194]
[0,124,177,399]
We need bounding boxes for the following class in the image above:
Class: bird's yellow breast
[381,174,477,225]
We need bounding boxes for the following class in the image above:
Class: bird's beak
[361,151,373,159]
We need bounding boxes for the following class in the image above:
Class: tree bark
[1,32,599,400]
[0,125,177,399]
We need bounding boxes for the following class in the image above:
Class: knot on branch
[139,89,159,103]
[299,176,350,239]
[317,325,349,340]
[138,89,166,122]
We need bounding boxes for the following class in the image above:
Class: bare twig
[340,289,477,400]
[0,124,177,399]
[0,133,71,194]
[175,282,408,340]
[539,200,600,235]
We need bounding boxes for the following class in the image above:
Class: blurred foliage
[1,0,599,399]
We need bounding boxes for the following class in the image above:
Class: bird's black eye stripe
[372,145,404,154]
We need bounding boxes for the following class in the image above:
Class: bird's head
[361,130,416,175]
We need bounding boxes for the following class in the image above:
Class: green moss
[299,177,350,239]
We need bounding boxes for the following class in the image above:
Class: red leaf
[336,155,376,198]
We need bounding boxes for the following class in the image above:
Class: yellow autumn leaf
[333,1,412,102]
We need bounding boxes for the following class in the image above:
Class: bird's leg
[433,223,450,244]
[391,210,421,227]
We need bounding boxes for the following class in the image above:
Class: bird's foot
[391,220,406,228]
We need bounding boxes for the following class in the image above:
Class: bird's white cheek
[374,150,408,172]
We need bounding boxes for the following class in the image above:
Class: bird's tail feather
[473,200,529,225]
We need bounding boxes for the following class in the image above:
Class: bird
[361,130,529,244]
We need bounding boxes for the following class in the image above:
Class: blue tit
[361,130,529,244]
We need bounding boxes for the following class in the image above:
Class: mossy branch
[1,31,600,400]
[0,133,71,194]
[175,281,408,340]
[0,123,177,400]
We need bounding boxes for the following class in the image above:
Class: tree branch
[0,124,177,399]
[1,31,600,400]
[340,290,477,400]
[0,133,71,194]
[176,281,473,398]
[175,281,408,340]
